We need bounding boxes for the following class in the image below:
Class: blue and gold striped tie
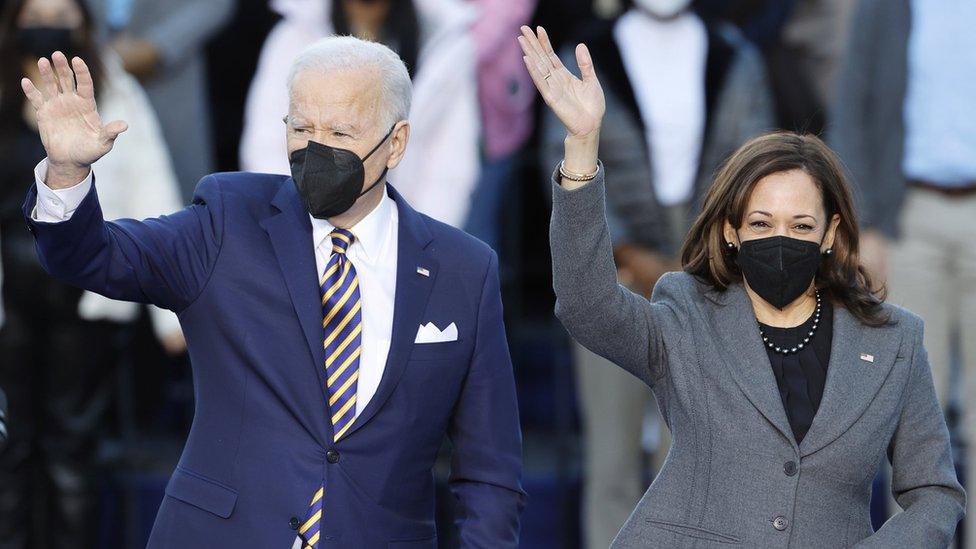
[299,228,363,549]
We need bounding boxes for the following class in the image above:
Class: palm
[21,53,127,169]
[519,27,605,138]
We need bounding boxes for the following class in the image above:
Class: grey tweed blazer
[550,169,964,548]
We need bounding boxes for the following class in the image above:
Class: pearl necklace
[757,291,822,356]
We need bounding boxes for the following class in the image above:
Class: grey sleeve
[549,167,684,387]
[145,0,235,68]
[857,317,966,547]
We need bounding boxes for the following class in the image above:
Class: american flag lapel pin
[860,353,875,363]
[416,266,430,277]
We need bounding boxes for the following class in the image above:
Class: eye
[332,131,350,138]
[793,224,814,231]
[749,220,771,229]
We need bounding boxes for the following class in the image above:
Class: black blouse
[757,301,834,444]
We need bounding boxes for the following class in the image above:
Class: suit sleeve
[550,167,683,388]
[856,317,966,547]
[23,173,225,313]
[447,250,525,549]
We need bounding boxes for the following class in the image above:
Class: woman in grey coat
[518,26,965,548]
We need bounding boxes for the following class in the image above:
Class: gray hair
[287,36,412,129]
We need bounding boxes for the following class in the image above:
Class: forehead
[288,67,383,128]
[744,169,824,215]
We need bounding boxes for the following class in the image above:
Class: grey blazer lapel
[707,284,795,446]
[799,306,902,457]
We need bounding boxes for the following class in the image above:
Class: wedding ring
[544,72,552,80]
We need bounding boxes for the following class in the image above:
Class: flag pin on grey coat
[417,266,430,277]
[860,353,874,363]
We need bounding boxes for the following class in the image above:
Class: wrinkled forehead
[288,66,385,132]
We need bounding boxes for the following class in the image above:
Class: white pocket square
[414,322,458,344]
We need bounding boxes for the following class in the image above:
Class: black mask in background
[17,27,77,60]
[289,125,395,219]
[734,235,825,310]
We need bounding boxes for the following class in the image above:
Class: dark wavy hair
[331,0,419,77]
[681,131,889,327]
[0,0,105,130]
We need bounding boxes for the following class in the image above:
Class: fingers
[21,78,44,110]
[537,27,566,72]
[519,25,553,72]
[73,57,95,101]
[52,51,76,93]
[576,43,598,84]
[36,57,60,98]
[522,55,554,104]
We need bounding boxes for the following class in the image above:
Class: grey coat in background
[550,169,964,547]
[87,0,235,201]
[828,0,910,238]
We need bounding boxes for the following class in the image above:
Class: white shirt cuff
[31,158,93,222]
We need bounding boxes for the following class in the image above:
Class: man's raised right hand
[20,52,128,189]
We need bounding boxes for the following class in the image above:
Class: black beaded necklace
[757,290,822,356]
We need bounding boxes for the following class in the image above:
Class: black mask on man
[734,234,826,310]
[289,125,395,219]
[17,27,77,60]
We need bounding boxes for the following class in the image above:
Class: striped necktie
[299,228,363,549]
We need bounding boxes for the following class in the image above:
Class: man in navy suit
[19,36,524,548]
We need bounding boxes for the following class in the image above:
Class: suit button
[772,516,788,531]
[784,460,797,476]
[326,450,340,463]
[289,516,301,530]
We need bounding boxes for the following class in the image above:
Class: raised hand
[518,26,605,140]
[20,51,128,188]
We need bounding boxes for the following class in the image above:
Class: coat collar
[706,282,901,455]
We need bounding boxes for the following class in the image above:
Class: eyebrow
[747,210,818,222]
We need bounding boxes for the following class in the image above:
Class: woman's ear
[823,213,841,251]
[723,219,738,247]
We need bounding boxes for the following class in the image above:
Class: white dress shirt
[614,9,707,207]
[33,166,398,418]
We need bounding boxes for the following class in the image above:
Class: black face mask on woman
[289,125,395,219]
[734,234,826,310]
[17,27,77,60]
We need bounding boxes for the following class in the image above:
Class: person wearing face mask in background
[0,0,184,546]
[18,34,524,548]
[539,1,773,545]
[522,25,964,547]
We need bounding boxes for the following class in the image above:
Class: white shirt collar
[310,188,395,265]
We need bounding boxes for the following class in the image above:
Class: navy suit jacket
[23,172,525,548]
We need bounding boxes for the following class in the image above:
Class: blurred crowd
[0,0,972,548]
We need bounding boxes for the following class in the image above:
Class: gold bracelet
[559,160,600,182]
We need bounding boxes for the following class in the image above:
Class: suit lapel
[341,185,437,439]
[708,283,796,446]
[799,307,901,457]
[259,179,334,441]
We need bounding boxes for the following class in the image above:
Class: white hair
[287,36,412,129]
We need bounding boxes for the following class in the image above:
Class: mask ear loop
[357,124,398,198]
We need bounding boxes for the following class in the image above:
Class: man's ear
[386,121,410,170]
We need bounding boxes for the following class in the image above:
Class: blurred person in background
[831,0,976,543]
[242,0,481,229]
[698,0,854,134]
[461,0,537,253]
[540,1,773,546]
[0,0,184,546]
[85,0,234,201]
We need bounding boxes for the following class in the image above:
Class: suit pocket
[388,536,436,549]
[408,340,468,362]
[165,466,239,519]
[645,519,741,544]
